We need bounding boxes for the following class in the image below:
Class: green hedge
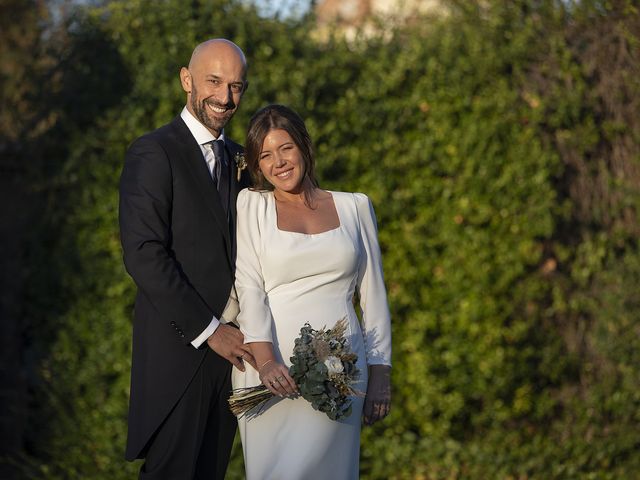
[16,0,640,478]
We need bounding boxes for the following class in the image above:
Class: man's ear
[180,67,192,94]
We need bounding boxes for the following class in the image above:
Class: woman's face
[258,129,305,194]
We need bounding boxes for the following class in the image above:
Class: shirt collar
[180,106,226,146]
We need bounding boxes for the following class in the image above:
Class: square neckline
[269,190,342,236]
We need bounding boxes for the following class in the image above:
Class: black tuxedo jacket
[119,115,250,460]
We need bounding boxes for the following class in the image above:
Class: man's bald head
[180,38,249,137]
[188,39,247,80]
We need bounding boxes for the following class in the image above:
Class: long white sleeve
[354,193,393,366]
[235,189,274,343]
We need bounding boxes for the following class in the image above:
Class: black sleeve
[119,136,212,344]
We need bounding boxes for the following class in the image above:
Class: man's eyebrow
[204,74,243,83]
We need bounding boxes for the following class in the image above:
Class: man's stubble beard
[190,84,236,136]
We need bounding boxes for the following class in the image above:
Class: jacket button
[170,321,176,326]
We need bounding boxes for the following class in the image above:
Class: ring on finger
[276,375,284,381]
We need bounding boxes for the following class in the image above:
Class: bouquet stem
[228,386,274,417]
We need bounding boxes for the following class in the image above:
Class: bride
[231,104,392,479]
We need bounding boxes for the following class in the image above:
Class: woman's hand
[259,360,298,397]
[363,364,391,426]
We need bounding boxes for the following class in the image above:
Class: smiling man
[119,39,255,479]
[182,40,246,138]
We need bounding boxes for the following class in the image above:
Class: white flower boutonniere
[235,152,247,181]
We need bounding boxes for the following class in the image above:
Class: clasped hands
[206,324,256,371]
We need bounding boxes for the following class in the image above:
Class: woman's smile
[276,169,293,178]
[258,129,305,194]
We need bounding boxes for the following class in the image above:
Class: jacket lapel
[225,139,245,265]
[225,138,254,266]
[226,141,241,224]
[169,117,232,264]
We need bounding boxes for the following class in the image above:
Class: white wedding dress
[231,189,392,480]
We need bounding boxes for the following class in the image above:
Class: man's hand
[206,324,256,371]
[363,364,391,426]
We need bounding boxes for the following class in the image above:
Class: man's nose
[217,85,231,105]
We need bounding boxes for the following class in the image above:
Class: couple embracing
[119,39,392,480]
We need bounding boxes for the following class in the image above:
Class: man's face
[182,46,247,137]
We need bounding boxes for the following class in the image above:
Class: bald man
[119,39,255,479]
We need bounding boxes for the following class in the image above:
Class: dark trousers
[139,350,237,480]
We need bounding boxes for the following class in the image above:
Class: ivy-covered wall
[4,0,638,478]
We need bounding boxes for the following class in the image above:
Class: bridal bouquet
[228,318,360,420]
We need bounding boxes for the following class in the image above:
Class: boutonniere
[235,152,247,181]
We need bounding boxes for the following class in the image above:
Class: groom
[119,39,255,479]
